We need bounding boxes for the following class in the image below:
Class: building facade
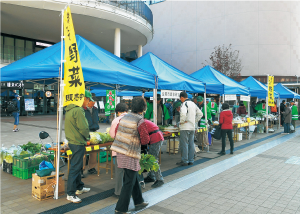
[1,0,154,116]
[144,1,300,85]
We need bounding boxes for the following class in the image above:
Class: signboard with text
[240,95,250,102]
[225,94,237,101]
[161,90,182,99]
[25,99,35,111]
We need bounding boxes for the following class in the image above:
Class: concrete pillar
[138,45,142,58]
[114,28,121,57]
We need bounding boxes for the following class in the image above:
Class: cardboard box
[32,173,65,201]
[167,140,179,153]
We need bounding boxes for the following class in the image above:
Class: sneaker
[75,187,90,195]
[66,195,82,203]
[151,180,164,188]
[88,168,97,174]
[15,128,20,131]
[13,129,19,132]
[144,176,155,183]
[135,201,149,211]
[230,151,234,154]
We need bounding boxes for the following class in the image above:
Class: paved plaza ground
[1,115,300,214]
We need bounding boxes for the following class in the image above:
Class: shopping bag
[212,125,221,140]
[290,124,295,131]
[39,160,54,170]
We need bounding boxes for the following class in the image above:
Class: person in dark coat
[218,103,234,155]
[237,102,247,116]
[280,100,286,126]
[282,102,291,134]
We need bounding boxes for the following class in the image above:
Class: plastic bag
[290,124,295,131]
[39,160,54,170]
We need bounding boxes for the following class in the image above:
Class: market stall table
[233,121,259,142]
[49,142,113,179]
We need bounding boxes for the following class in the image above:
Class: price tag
[178,132,180,136]
[197,129,200,133]
[66,150,72,155]
[172,133,175,137]
[86,146,92,152]
[204,128,207,131]
[94,145,99,150]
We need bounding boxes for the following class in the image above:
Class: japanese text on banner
[63,6,85,107]
[268,76,275,107]
[105,90,116,113]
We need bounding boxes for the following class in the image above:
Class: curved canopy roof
[190,65,249,95]
[274,83,300,99]
[240,76,279,98]
[131,52,205,93]
[1,35,155,90]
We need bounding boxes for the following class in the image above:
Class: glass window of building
[15,39,25,60]
[3,36,14,63]
[25,40,34,57]
[0,35,3,61]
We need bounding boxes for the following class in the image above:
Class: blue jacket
[164,102,173,119]
[83,107,99,132]
[13,98,20,112]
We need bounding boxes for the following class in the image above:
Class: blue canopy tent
[1,35,155,91]
[190,65,249,95]
[0,90,17,97]
[91,89,142,97]
[274,83,300,99]
[131,52,205,93]
[240,76,279,98]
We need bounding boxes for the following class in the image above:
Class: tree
[202,44,242,79]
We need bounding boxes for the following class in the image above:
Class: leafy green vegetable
[97,132,114,144]
[5,154,13,163]
[90,132,101,144]
[20,142,42,155]
[20,150,29,155]
[138,154,159,175]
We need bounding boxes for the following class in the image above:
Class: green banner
[105,90,116,112]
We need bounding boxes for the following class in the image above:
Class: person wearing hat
[164,99,173,125]
[196,96,206,128]
[173,100,182,127]
[65,90,91,203]
[205,98,212,122]
[82,91,100,177]
[12,94,21,132]
[209,97,218,121]
[282,102,292,134]
[290,100,298,132]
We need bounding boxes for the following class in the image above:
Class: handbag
[212,125,222,140]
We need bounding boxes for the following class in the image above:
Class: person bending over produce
[109,103,129,198]
[111,97,149,214]
[64,90,91,203]
[143,119,165,188]
[82,92,99,177]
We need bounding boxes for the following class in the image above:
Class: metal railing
[71,0,153,27]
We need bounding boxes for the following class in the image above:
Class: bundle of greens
[20,142,42,155]
[97,132,114,144]
[89,132,102,145]
[138,154,159,175]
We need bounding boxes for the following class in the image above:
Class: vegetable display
[138,154,159,175]
[20,142,42,154]
[4,154,13,163]
[89,132,102,145]
[97,132,114,144]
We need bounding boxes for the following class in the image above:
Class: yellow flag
[63,6,85,107]
[268,76,275,107]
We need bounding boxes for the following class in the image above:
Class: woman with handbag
[218,103,234,155]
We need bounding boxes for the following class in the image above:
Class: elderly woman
[282,102,291,134]
[111,97,149,214]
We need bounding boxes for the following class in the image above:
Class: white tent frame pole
[278,94,280,130]
[54,9,64,200]
[153,77,157,125]
[266,75,269,134]
[248,96,251,140]
[204,85,208,151]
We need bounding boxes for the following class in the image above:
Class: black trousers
[221,129,234,153]
[67,144,85,196]
[115,168,144,212]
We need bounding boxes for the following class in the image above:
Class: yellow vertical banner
[268,76,275,107]
[63,6,85,107]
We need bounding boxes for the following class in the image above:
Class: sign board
[225,94,236,101]
[240,95,250,102]
[1,81,24,89]
[45,91,52,97]
[268,76,275,106]
[122,96,133,100]
[25,99,35,111]
[105,90,116,111]
[99,101,105,109]
[161,90,182,99]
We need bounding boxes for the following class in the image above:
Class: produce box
[96,151,111,163]
[13,154,50,169]
[32,173,65,201]
[13,165,39,180]
[3,160,13,174]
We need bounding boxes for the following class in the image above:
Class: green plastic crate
[13,154,31,168]
[13,154,50,169]
[13,166,38,180]
[42,152,55,161]
[97,151,111,163]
